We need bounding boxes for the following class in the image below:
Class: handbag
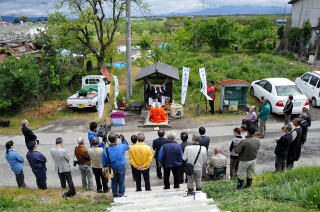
[102,148,114,179]
[185,146,202,176]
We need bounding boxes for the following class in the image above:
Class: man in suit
[152,129,167,179]
[274,124,293,172]
[21,120,37,148]
[295,114,309,161]
[199,127,210,177]
[50,137,76,198]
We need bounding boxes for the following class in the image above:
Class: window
[302,74,311,83]
[256,80,267,87]
[263,82,272,93]
[309,76,319,87]
[85,78,100,85]
[275,85,303,96]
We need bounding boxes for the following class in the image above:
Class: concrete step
[110,204,220,212]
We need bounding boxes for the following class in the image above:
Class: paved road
[1,114,319,190]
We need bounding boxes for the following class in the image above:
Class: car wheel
[311,98,317,107]
[250,87,255,96]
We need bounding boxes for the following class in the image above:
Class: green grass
[0,188,111,212]
[203,166,320,212]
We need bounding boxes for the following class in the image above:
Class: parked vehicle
[67,75,110,111]
[295,71,320,107]
[251,78,309,115]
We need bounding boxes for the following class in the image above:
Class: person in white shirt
[183,134,207,194]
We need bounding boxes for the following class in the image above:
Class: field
[203,166,320,212]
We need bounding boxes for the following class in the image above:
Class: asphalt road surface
[1,110,319,190]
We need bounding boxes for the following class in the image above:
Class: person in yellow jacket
[129,133,153,192]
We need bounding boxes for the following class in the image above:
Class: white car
[251,78,309,115]
[295,71,320,107]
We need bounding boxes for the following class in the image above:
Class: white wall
[291,0,320,46]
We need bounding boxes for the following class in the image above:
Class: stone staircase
[109,184,221,212]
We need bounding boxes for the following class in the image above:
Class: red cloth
[150,107,168,123]
[207,85,217,100]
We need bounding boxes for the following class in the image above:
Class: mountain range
[163,5,291,16]
[0,16,47,23]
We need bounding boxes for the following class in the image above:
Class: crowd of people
[4,106,311,197]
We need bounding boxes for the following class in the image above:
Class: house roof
[288,0,300,4]
[219,80,250,86]
[136,61,179,81]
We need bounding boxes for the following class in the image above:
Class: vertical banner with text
[98,82,106,120]
[199,68,212,100]
[181,67,190,105]
[113,75,119,109]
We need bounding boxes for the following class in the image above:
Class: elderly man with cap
[183,134,207,194]
[158,131,183,189]
[26,141,47,189]
[74,137,93,190]
[50,137,76,198]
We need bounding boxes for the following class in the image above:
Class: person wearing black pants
[135,168,151,191]
[152,130,168,179]
[207,81,217,114]
[58,172,76,194]
[92,168,108,192]
[163,167,180,189]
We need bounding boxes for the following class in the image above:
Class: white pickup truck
[67,75,110,111]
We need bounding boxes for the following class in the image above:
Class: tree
[241,17,278,50]
[48,0,148,68]
[197,17,236,50]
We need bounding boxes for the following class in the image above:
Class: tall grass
[204,166,320,212]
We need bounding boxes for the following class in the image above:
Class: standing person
[21,119,37,148]
[235,127,261,190]
[129,133,153,192]
[229,128,244,179]
[207,81,217,114]
[88,137,108,193]
[5,140,27,188]
[50,137,76,198]
[274,124,293,172]
[287,118,302,169]
[183,134,207,194]
[130,135,138,181]
[207,147,227,180]
[199,127,210,177]
[199,127,210,151]
[88,122,103,147]
[26,141,47,190]
[295,114,309,161]
[74,137,93,190]
[158,131,183,189]
[180,132,191,183]
[102,133,129,198]
[152,129,167,179]
[302,107,312,128]
[257,98,271,138]
[283,95,293,125]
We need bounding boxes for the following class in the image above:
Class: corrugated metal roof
[136,61,179,81]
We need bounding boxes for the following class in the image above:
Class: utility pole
[126,0,132,99]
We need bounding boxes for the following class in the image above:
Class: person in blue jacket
[5,140,27,188]
[102,132,129,198]
[26,141,47,189]
[88,122,104,147]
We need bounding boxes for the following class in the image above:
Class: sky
[0,0,289,17]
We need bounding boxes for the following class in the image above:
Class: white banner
[97,82,106,120]
[199,68,212,100]
[113,75,119,109]
[181,67,190,105]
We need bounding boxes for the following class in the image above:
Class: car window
[85,79,100,85]
[263,82,272,93]
[317,81,320,88]
[275,85,304,96]
[256,80,267,87]
[302,73,312,83]
[309,76,319,87]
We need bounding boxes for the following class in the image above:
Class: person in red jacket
[207,81,217,114]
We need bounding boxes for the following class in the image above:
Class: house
[289,0,320,63]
